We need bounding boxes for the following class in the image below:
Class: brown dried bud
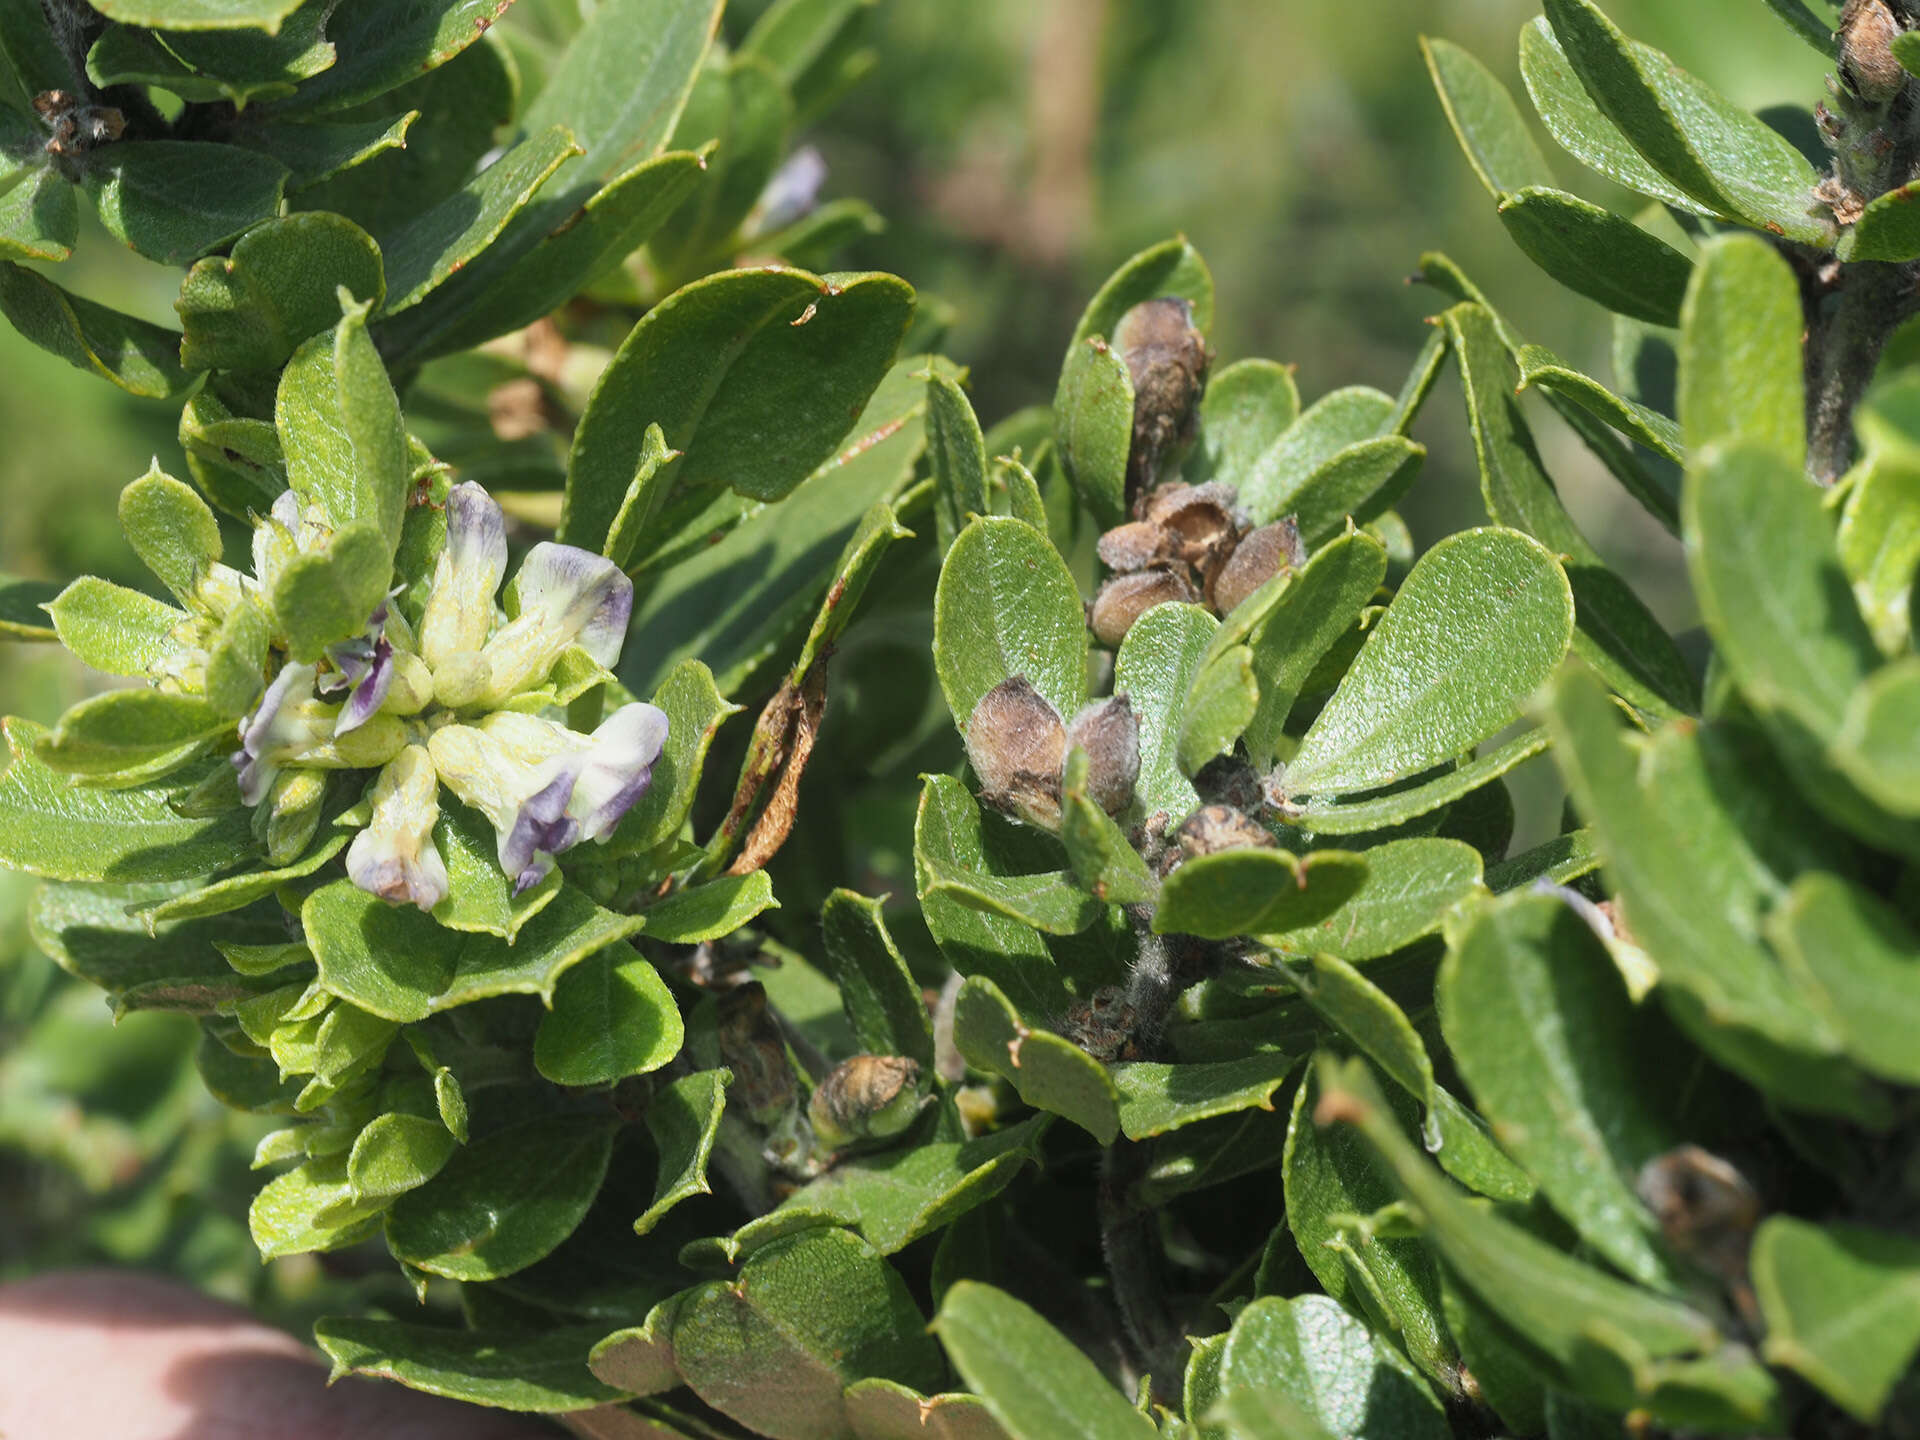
[1176,804,1278,860]
[1097,520,1175,573]
[966,676,1067,828]
[1066,693,1140,815]
[33,91,124,162]
[1842,0,1909,104]
[1058,986,1142,1062]
[1113,298,1210,504]
[808,1054,923,1148]
[1090,565,1197,648]
[1208,518,1305,616]
[1139,481,1240,566]
[1637,1145,1761,1284]
[716,983,799,1124]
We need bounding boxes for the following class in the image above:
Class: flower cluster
[236,482,667,911]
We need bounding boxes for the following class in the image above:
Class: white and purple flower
[346,745,449,911]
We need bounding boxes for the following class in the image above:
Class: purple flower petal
[334,636,394,735]
[568,702,669,841]
[754,145,827,233]
[501,765,581,893]
[234,661,317,806]
[420,482,509,669]
[512,543,633,668]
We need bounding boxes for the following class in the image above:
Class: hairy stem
[1806,258,1912,481]
[1098,1141,1178,1390]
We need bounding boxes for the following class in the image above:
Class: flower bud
[257,768,327,865]
[1096,520,1175,574]
[346,746,449,911]
[431,651,493,710]
[1112,298,1209,503]
[1066,694,1140,815]
[472,542,632,705]
[1208,518,1305,616]
[808,1054,923,1149]
[965,676,1067,828]
[1090,565,1196,648]
[1175,804,1277,860]
[419,482,508,670]
[383,650,434,716]
[1842,0,1908,104]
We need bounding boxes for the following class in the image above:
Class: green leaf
[1240,387,1395,527]
[1178,645,1256,776]
[925,863,1104,937]
[1111,1052,1297,1140]
[1678,235,1806,461]
[1843,175,1920,261]
[936,515,1088,728]
[1154,849,1368,942]
[709,1117,1051,1262]
[563,266,914,557]
[635,1067,730,1236]
[0,158,77,263]
[389,149,706,364]
[82,141,288,265]
[822,889,936,1069]
[270,520,390,662]
[0,260,193,397]
[1217,1295,1449,1440]
[1284,529,1574,798]
[1441,892,1683,1290]
[1265,838,1482,961]
[534,949,684,1087]
[346,1111,456,1203]
[914,776,1068,1018]
[1052,335,1133,530]
[673,1228,943,1439]
[1540,0,1829,243]
[518,0,722,188]
[30,880,281,1002]
[377,124,580,314]
[1244,532,1388,768]
[36,688,225,783]
[1496,187,1692,326]
[86,0,306,30]
[276,299,407,554]
[248,1152,384,1258]
[1316,1056,1737,1413]
[235,112,416,193]
[951,975,1120,1145]
[1766,873,1920,1086]
[1288,729,1550,837]
[928,369,991,549]
[386,1115,615,1280]
[434,885,649,1011]
[316,1320,627,1413]
[118,462,221,607]
[271,0,514,112]
[1059,750,1157,907]
[618,361,933,696]
[0,721,255,881]
[1289,436,1427,549]
[1514,345,1684,464]
[649,56,790,281]
[177,213,383,374]
[428,797,560,940]
[304,879,459,1021]
[739,0,877,127]
[1112,600,1214,824]
[1835,658,1920,816]
[1837,408,1920,654]
[1759,0,1841,56]
[203,595,272,717]
[1751,1218,1920,1422]
[610,660,739,852]
[935,1282,1158,1440]
[1541,666,1883,1120]
[844,1380,1013,1440]
[1190,357,1301,491]
[1444,303,1696,718]
[1284,1075,1457,1393]
[639,871,777,944]
[1422,34,1556,197]
[44,577,185,677]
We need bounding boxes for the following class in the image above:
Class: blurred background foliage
[0,0,1830,1309]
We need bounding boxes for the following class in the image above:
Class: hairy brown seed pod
[1113,298,1210,506]
[965,676,1067,828]
[1636,1145,1761,1284]
[808,1054,923,1149]
[1066,693,1141,815]
[1097,519,1175,573]
[1090,565,1197,647]
[1842,0,1909,104]
[1175,804,1277,860]
[1140,481,1240,565]
[1208,518,1305,616]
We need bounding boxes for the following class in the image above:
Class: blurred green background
[0,0,1830,1300]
